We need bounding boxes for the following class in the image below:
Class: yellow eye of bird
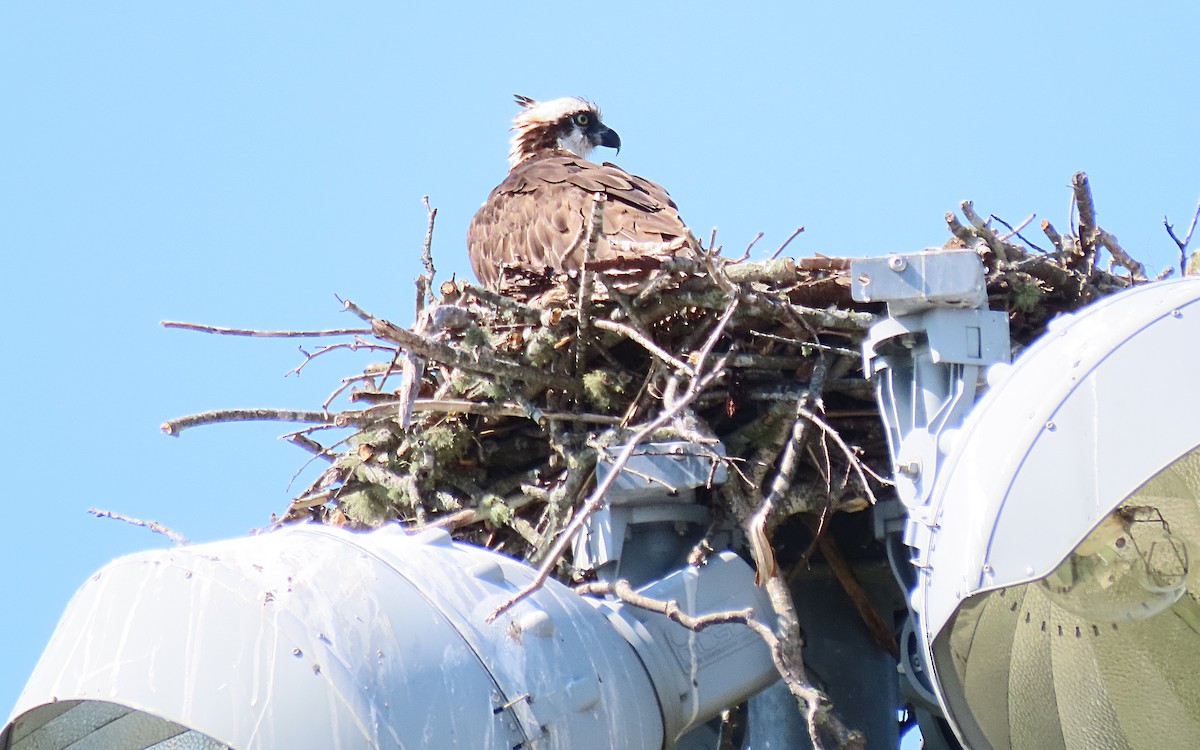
[574,113,590,126]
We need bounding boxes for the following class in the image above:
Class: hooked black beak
[598,125,621,154]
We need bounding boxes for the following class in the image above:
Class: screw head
[887,255,908,272]
[896,460,921,478]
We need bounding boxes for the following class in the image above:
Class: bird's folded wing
[468,154,696,288]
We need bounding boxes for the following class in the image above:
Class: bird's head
[508,94,621,167]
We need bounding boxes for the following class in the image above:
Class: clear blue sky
[3,1,1198,738]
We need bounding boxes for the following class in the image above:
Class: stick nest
[163,172,1155,580]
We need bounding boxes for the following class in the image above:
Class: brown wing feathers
[467,154,695,290]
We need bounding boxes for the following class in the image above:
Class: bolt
[887,255,908,272]
[896,460,920,478]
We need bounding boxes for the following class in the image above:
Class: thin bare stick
[287,434,337,462]
[795,404,877,505]
[1165,200,1200,276]
[162,321,371,337]
[164,392,627,437]
[770,225,805,260]
[89,507,190,545]
[322,373,372,411]
[575,194,606,378]
[163,408,349,435]
[285,339,396,378]
[992,213,1040,247]
[734,231,764,262]
[593,318,693,376]
[421,195,438,282]
[574,579,755,631]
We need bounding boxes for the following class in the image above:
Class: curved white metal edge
[2,524,666,750]
[918,277,1200,639]
[5,525,505,749]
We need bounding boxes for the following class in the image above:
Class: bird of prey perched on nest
[467,95,698,291]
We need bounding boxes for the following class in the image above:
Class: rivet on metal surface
[887,255,908,272]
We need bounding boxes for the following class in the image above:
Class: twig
[369,349,404,402]
[575,194,606,378]
[287,434,337,462]
[574,578,756,631]
[1164,200,1200,276]
[1040,219,1064,252]
[770,226,805,260]
[162,407,351,435]
[88,507,190,545]
[421,196,438,284]
[991,213,1045,251]
[593,318,694,375]
[164,401,539,437]
[735,231,764,262]
[285,339,397,378]
[162,321,371,337]
[322,373,372,411]
[1095,227,1147,281]
[341,298,583,394]
[795,404,877,505]
[488,299,740,621]
[960,200,1013,261]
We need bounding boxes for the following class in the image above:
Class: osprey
[467,95,697,290]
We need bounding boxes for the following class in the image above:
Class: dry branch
[89,507,191,545]
[162,321,372,337]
